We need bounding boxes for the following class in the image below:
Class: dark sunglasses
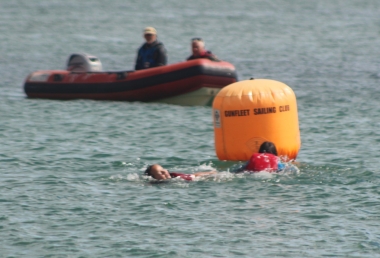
[191,37,203,42]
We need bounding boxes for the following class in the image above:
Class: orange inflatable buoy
[212,79,301,161]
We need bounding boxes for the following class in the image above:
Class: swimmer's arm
[277,162,285,171]
[193,171,217,177]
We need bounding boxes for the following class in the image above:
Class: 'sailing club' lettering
[223,105,291,117]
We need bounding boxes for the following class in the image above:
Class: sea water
[1,0,380,257]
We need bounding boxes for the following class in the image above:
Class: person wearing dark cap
[144,164,216,181]
[238,141,285,173]
[186,38,219,61]
[135,27,167,70]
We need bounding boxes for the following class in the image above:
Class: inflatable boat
[24,53,238,106]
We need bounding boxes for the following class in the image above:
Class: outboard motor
[66,53,103,72]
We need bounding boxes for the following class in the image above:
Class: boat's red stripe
[24,59,237,101]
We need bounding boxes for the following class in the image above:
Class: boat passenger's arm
[155,44,167,66]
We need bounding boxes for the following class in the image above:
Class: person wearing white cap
[135,27,167,70]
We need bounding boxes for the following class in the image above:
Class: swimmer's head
[258,141,278,156]
[144,164,171,180]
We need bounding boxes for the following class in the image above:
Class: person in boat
[237,141,285,173]
[135,27,167,70]
[144,164,217,181]
[186,38,220,62]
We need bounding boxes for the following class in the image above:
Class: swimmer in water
[238,141,285,173]
[144,164,217,181]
